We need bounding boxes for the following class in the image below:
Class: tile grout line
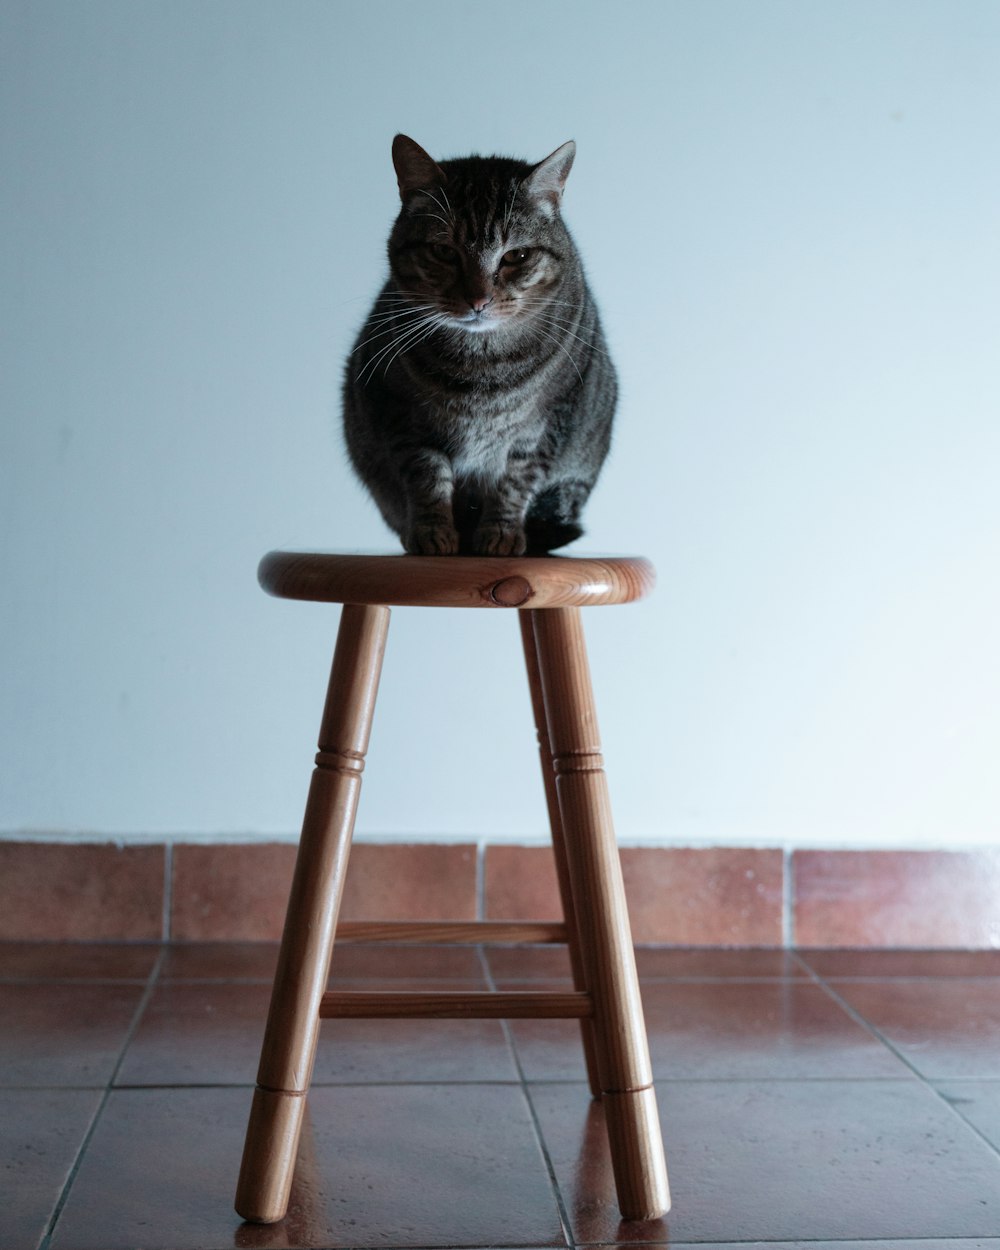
[476,839,486,921]
[39,944,168,1250]
[477,945,577,1249]
[794,954,1000,1165]
[782,846,794,948]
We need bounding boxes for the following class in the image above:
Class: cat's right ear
[391,134,447,200]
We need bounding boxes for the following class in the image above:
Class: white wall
[2,0,998,848]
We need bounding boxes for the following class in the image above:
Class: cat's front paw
[472,522,527,557]
[404,520,461,556]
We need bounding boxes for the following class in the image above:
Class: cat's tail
[525,483,587,553]
[524,517,584,554]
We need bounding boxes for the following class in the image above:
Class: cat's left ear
[523,140,576,209]
[392,134,447,200]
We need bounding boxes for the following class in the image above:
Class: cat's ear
[523,140,576,208]
[391,134,447,200]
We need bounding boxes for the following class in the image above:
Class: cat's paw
[472,522,527,557]
[404,521,461,556]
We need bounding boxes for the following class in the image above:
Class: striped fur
[343,135,615,556]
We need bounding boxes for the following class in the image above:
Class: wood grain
[239,551,667,1224]
[235,603,389,1225]
[258,551,655,609]
[532,607,671,1219]
[335,920,566,944]
[320,989,593,1019]
[520,610,602,1097]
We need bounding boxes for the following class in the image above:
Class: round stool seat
[258,551,655,609]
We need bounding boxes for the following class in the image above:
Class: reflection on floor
[4,941,1000,1249]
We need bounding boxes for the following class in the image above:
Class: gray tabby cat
[343,134,616,556]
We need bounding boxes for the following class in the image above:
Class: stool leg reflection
[531,606,670,1220]
[235,603,390,1224]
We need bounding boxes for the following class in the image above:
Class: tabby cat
[343,134,616,556]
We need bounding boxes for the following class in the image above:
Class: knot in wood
[488,575,533,607]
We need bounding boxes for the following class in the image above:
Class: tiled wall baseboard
[2,841,1000,948]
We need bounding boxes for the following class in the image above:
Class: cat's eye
[501,248,533,267]
[427,243,456,262]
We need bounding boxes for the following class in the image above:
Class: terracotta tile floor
[3,942,1000,1250]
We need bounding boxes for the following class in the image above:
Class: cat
[343,134,616,557]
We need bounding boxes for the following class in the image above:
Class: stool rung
[335,920,567,944]
[320,989,593,1020]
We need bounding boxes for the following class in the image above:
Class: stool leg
[235,603,390,1224]
[519,611,602,1098]
[531,607,670,1221]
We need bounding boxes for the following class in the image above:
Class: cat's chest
[442,399,542,482]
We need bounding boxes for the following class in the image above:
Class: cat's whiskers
[358,317,437,378]
[363,303,439,327]
[367,297,436,315]
[517,295,583,313]
[501,184,519,236]
[357,311,448,384]
[517,298,608,352]
[381,313,449,376]
[423,188,453,222]
[357,315,436,381]
[529,323,585,385]
[358,331,429,385]
[352,321,431,356]
[532,314,609,357]
[351,305,440,353]
[376,313,450,378]
[415,211,451,231]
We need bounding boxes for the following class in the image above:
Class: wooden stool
[235,552,671,1224]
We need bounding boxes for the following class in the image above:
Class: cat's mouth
[452,310,501,333]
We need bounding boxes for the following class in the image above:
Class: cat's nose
[469,295,494,314]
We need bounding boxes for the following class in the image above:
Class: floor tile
[171,843,479,941]
[508,980,907,1081]
[327,941,487,982]
[0,1087,102,1250]
[0,983,145,1088]
[618,847,785,945]
[802,948,1000,979]
[0,842,165,941]
[170,843,295,941]
[531,1079,1000,1243]
[936,1080,1000,1148]
[335,842,479,923]
[486,944,574,981]
[484,846,784,944]
[160,942,280,981]
[162,940,486,983]
[645,1243,1000,1249]
[117,981,518,1086]
[793,848,1000,948]
[50,1085,566,1249]
[484,845,562,921]
[486,945,806,983]
[0,942,159,981]
[634,947,806,980]
[833,979,1000,1078]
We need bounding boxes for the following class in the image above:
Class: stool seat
[259,550,655,609]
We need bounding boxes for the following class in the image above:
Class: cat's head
[387,135,579,334]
